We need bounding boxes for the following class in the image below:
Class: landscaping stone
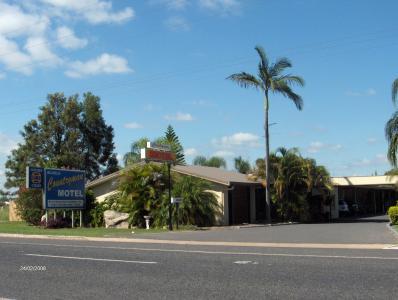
[104,210,129,229]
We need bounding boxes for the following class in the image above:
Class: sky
[1,0,398,188]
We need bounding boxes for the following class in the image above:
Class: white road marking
[234,260,258,264]
[25,253,157,264]
[383,245,398,250]
[1,241,396,261]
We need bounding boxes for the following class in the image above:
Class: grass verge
[0,221,196,237]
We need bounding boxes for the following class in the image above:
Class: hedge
[388,206,398,225]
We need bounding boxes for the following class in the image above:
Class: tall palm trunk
[264,92,272,224]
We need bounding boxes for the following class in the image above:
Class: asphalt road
[133,220,398,244]
[0,233,397,300]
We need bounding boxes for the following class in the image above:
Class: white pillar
[71,210,74,228]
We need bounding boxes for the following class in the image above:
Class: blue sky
[1,0,398,187]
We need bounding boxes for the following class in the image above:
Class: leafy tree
[15,189,43,225]
[385,168,398,176]
[123,137,150,166]
[227,45,305,224]
[80,92,119,179]
[234,156,251,174]
[118,163,169,227]
[5,92,118,188]
[193,156,227,168]
[172,175,220,226]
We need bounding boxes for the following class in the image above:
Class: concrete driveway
[134,220,398,244]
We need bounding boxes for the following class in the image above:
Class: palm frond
[276,75,305,87]
[273,80,304,110]
[385,111,398,166]
[269,57,291,77]
[255,45,269,70]
[392,78,398,105]
[227,72,262,90]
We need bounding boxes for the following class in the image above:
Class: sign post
[141,142,176,230]
[171,197,182,230]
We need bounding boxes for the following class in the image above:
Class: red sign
[144,148,176,163]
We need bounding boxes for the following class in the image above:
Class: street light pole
[168,163,173,231]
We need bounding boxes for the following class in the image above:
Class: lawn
[0,221,194,237]
[0,205,9,221]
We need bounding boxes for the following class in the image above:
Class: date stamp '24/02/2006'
[19,266,46,271]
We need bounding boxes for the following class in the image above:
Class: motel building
[86,165,398,226]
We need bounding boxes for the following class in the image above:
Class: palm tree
[227,46,304,224]
[123,137,150,166]
[385,79,398,166]
[234,156,251,174]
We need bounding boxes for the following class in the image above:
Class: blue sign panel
[44,168,85,209]
[26,167,44,189]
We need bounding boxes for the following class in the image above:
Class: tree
[172,175,220,226]
[80,92,119,179]
[256,147,332,221]
[227,45,304,224]
[118,163,169,228]
[193,155,227,168]
[5,92,118,188]
[163,125,185,165]
[234,156,251,174]
[123,137,150,166]
[385,78,398,166]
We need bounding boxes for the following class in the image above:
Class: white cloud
[41,0,134,24]
[184,148,198,156]
[151,0,189,10]
[0,73,5,79]
[213,150,234,157]
[367,137,377,145]
[0,1,133,77]
[164,112,194,121]
[213,132,260,148]
[116,154,123,162]
[0,2,49,38]
[0,133,18,155]
[56,26,88,49]
[124,122,143,129]
[25,36,62,67]
[345,88,377,97]
[198,0,241,15]
[164,16,190,31]
[350,154,388,168]
[65,53,132,78]
[0,35,33,75]
[307,141,342,153]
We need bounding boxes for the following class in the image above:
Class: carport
[331,176,398,218]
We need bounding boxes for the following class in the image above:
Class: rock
[104,210,129,229]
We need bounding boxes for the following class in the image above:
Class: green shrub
[15,189,43,225]
[388,206,398,225]
[89,192,121,227]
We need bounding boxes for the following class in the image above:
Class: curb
[0,233,395,250]
[386,223,398,240]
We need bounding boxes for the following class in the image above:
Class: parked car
[339,200,350,215]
